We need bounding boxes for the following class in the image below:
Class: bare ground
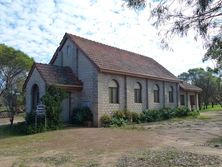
[0,111,222,167]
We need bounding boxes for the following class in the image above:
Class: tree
[124,0,222,37]
[123,0,222,62]
[178,68,221,108]
[203,35,222,74]
[0,44,34,125]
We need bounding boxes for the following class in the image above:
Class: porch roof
[23,63,83,91]
[179,81,202,93]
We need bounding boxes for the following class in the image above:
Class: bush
[131,112,140,123]
[25,111,47,134]
[110,117,127,127]
[100,107,198,127]
[142,109,163,122]
[161,107,176,119]
[188,110,200,117]
[72,107,93,125]
[100,114,112,127]
[41,86,66,129]
[175,107,191,117]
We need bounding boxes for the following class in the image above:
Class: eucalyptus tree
[0,44,33,125]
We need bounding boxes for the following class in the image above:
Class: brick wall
[98,73,179,126]
[25,68,46,113]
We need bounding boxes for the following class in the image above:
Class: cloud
[0,0,213,75]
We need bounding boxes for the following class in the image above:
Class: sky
[0,0,214,76]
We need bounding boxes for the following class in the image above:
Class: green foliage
[100,114,112,127]
[17,86,67,134]
[110,117,127,127]
[41,86,67,129]
[131,112,140,123]
[174,107,191,117]
[188,110,200,118]
[24,111,47,134]
[178,68,222,108]
[72,107,93,125]
[204,36,222,72]
[0,44,34,125]
[101,107,198,127]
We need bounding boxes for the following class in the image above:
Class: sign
[36,104,46,116]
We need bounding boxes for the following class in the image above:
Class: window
[31,84,39,110]
[169,86,174,103]
[180,95,185,105]
[67,45,70,56]
[154,84,160,103]
[109,80,119,103]
[134,82,142,103]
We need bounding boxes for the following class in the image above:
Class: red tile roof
[179,81,202,92]
[51,33,180,82]
[23,63,82,90]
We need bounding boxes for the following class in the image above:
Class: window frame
[134,82,142,103]
[109,80,119,104]
[168,86,174,103]
[153,84,160,103]
[67,45,70,56]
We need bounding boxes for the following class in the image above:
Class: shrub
[41,86,66,129]
[188,110,200,117]
[175,107,191,117]
[142,109,163,122]
[110,117,127,127]
[101,107,198,128]
[25,111,47,134]
[131,112,140,123]
[72,107,93,125]
[161,107,176,119]
[100,114,112,127]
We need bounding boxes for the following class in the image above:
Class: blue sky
[0,0,213,75]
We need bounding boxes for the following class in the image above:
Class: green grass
[200,104,222,112]
[209,137,222,144]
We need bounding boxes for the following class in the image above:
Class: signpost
[35,104,47,129]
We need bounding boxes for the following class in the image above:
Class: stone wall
[25,68,46,113]
[97,73,178,125]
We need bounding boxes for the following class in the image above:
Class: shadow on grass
[0,122,26,139]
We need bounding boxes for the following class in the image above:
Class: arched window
[154,84,160,103]
[109,80,119,103]
[169,86,174,103]
[134,82,142,103]
[31,84,39,110]
[67,45,70,56]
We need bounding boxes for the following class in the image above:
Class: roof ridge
[67,33,154,61]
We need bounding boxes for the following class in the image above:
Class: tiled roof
[52,33,180,82]
[35,63,82,86]
[179,81,202,92]
[23,63,82,90]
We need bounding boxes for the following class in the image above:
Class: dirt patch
[0,111,221,166]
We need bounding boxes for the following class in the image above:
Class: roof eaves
[100,68,180,83]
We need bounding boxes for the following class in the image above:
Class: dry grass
[0,111,221,167]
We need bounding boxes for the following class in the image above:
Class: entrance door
[60,93,71,122]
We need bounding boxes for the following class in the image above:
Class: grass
[209,137,222,144]
[116,149,222,167]
[200,104,222,112]
[0,110,221,167]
